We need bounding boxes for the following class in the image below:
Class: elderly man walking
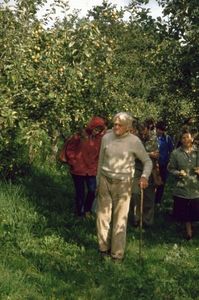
[96,112,152,262]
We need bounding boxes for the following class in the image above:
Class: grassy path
[0,164,198,299]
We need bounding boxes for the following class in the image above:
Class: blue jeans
[71,174,96,216]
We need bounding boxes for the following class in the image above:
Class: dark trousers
[71,174,96,216]
[155,164,168,204]
[173,196,199,222]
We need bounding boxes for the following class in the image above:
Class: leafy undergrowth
[0,164,199,299]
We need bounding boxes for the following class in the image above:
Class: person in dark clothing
[131,121,159,226]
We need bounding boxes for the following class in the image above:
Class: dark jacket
[157,134,174,166]
[168,146,199,198]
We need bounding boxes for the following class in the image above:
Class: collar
[114,131,130,139]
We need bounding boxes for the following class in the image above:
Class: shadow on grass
[21,162,97,249]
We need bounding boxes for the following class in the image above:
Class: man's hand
[179,170,187,177]
[194,167,199,175]
[149,150,159,159]
[139,176,149,189]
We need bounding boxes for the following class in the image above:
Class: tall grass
[0,164,199,299]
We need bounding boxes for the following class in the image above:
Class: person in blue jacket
[155,120,174,205]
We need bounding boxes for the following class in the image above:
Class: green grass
[0,164,199,299]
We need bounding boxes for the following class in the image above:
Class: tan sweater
[97,131,152,181]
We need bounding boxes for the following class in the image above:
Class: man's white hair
[113,112,133,129]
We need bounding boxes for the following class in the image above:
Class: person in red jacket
[65,116,107,217]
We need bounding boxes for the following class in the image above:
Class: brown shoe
[185,234,193,241]
[99,249,111,258]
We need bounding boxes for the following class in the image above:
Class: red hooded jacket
[65,117,106,176]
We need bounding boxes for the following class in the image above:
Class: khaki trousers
[96,174,132,259]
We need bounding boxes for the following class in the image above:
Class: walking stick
[139,188,144,261]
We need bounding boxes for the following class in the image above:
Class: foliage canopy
[0,0,198,178]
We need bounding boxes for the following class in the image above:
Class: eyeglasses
[114,123,124,127]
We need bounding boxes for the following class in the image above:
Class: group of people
[60,112,199,262]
